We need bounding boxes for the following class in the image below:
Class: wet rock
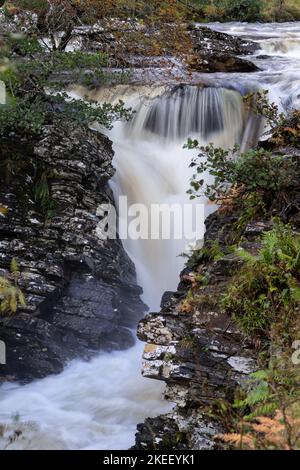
[189,52,259,73]
[134,212,257,450]
[0,124,146,383]
[244,220,273,237]
[132,415,189,450]
[132,410,223,451]
[189,25,259,56]
[256,54,271,60]
[64,22,260,76]
[189,25,260,73]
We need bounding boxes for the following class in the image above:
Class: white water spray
[105,85,251,308]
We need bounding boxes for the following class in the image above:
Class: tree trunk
[57,22,75,51]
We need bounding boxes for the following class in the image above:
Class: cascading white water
[103,85,252,308]
[202,22,300,110]
[0,84,248,450]
[129,86,245,141]
[262,38,300,58]
[70,84,252,309]
[1,21,299,451]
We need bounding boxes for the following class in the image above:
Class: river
[0,21,299,450]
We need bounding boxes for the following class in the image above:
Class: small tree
[4,1,115,50]
[2,1,189,52]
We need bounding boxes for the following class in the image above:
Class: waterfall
[260,38,300,58]
[0,83,251,450]
[87,83,255,146]
[1,21,299,450]
[203,21,300,111]
[129,86,244,141]
[104,85,255,309]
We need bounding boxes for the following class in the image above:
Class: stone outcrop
[68,23,260,78]
[0,124,146,383]
[133,212,260,450]
[188,25,260,73]
[188,52,259,73]
[189,25,259,56]
[132,123,300,449]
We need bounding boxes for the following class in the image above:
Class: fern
[235,247,256,264]
[246,402,278,420]
[224,360,300,449]
[0,205,8,217]
[240,382,272,408]
[223,220,300,338]
[0,259,25,315]
[218,408,300,450]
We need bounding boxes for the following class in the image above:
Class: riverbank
[134,182,300,449]
[193,0,300,23]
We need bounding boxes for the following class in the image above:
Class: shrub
[218,357,300,449]
[0,33,133,136]
[0,259,25,315]
[185,91,300,223]
[220,0,262,21]
[217,220,300,450]
[222,221,300,339]
[186,143,298,204]
[198,0,263,22]
[244,90,300,149]
[184,239,225,268]
[261,0,300,22]
[194,0,300,22]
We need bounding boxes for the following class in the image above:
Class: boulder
[189,25,259,56]
[188,52,259,73]
[189,25,260,73]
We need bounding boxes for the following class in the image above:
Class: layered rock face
[0,124,145,383]
[133,212,259,450]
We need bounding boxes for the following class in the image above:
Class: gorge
[0,18,300,450]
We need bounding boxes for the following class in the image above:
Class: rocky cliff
[133,211,261,449]
[0,123,146,383]
[133,114,300,448]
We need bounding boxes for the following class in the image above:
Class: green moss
[179,335,199,352]
[194,292,219,310]
[164,352,175,362]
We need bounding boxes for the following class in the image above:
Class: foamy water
[0,342,170,449]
